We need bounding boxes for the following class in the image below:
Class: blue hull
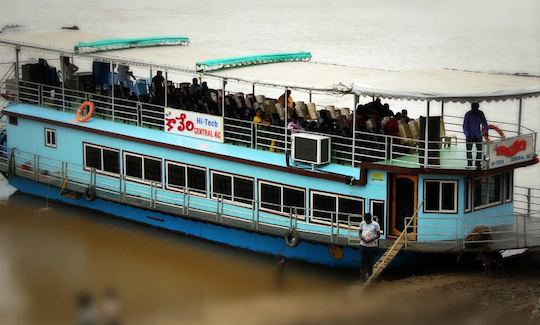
[9,176,367,268]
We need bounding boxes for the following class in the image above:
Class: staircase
[362,203,423,289]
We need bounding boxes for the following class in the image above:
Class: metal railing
[2,79,537,170]
[3,146,540,251]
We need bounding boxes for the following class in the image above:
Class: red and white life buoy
[483,124,505,142]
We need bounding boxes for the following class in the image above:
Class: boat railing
[3,79,537,170]
[2,146,540,250]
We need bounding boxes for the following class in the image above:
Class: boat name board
[164,108,224,143]
[487,134,535,169]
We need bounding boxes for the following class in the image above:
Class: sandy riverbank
[137,250,540,325]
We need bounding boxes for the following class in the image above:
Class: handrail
[4,79,538,171]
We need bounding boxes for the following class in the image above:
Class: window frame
[210,170,254,207]
[258,180,306,219]
[309,190,364,228]
[44,128,57,148]
[123,151,162,185]
[473,174,503,211]
[82,142,120,177]
[504,172,513,203]
[164,160,207,197]
[369,199,385,234]
[423,179,459,214]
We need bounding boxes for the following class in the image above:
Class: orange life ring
[76,101,94,122]
[483,124,505,142]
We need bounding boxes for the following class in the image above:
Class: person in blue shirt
[463,102,488,168]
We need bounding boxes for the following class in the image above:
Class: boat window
[85,145,102,170]
[504,172,513,203]
[338,197,363,225]
[212,172,233,200]
[83,143,120,176]
[144,157,162,183]
[283,187,305,215]
[44,128,56,148]
[370,200,385,233]
[424,180,458,213]
[260,182,281,212]
[211,171,254,205]
[310,191,364,226]
[102,149,119,174]
[473,174,503,210]
[259,181,305,217]
[187,167,207,194]
[124,152,162,183]
[165,161,206,196]
[167,163,186,189]
[234,177,254,205]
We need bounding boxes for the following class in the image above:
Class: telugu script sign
[164,108,224,143]
[487,134,535,169]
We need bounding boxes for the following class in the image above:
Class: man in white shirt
[359,213,381,280]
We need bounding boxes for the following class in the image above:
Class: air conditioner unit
[291,133,331,165]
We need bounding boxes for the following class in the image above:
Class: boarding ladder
[362,203,423,288]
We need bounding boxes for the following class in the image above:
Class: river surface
[0,0,539,324]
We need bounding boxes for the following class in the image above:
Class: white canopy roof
[1,30,539,102]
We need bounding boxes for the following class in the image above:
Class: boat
[0,30,539,269]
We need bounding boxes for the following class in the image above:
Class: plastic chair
[326,105,337,119]
[408,120,419,139]
[440,119,457,148]
[307,103,318,120]
[275,103,285,121]
[255,95,266,104]
[340,107,350,117]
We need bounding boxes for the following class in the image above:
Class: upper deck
[1,30,539,173]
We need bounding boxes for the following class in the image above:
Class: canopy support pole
[164,71,168,108]
[424,101,430,168]
[352,94,359,167]
[110,62,115,122]
[441,101,444,121]
[518,98,522,135]
[221,78,226,118]
[60,56,65,112]
[308,91,312,103]
[252,84,255,96]
[284,87,288,153]
[15,47,20,102]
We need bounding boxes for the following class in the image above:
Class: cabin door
[390,174,418,239]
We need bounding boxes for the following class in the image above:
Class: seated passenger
[383,113,400,137]
[61,56,78,89]
[401,109,411,123]
[287,113,305,133]
[253,108,271,126]
[317,110,334,134]
[117,64,135,98]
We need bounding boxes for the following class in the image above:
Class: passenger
[253,108,271,126]
[359,213,381,281]
[190,78,201,98]
[277,89,295,118]
[61,56,78,89]
[117,65,135,98]
[151,71,165,104]
[463,102,488,168]
[401,109,411,123]
[76,292,98,325]
[287,112,304,132]
[383,113,400,137]
[317,110,334,134]
[102,287,122,325]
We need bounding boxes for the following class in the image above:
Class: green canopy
[196,52,312,71]
[74,36,190,53]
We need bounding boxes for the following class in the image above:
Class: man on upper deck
[463,102,488,169]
